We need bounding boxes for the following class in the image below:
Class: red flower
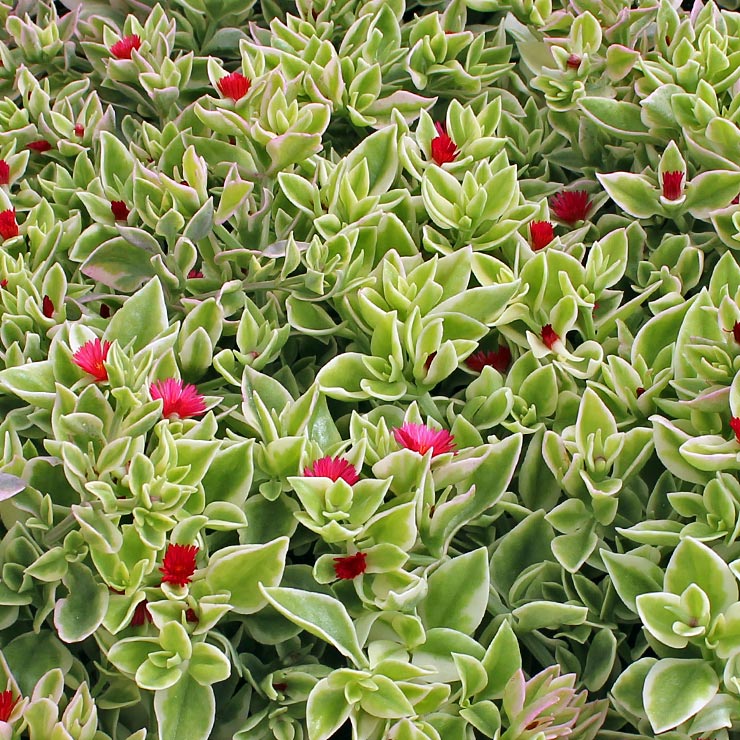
[0,159,9,185]
[110,200,130,221]
[72,338,112,382]
[550,190,592,225]
[529,220,554,250]
[42,295,54,318]
[731,417,740,444]
[111,34,142,60]
[333,552,367,580]
[303,456,359,485]
[73,124,85,137]
[393,422,456,457]
[187,269,203,279]
[27,139,52,152]
[0,690,19,722]
[0,209,18,240]
[159,543,199,586]
[150,378,207,420]
[130,600,152,627]
[566,54,582,69]
[0,279,7,288]
[466,345,512,373]
[217,72,251,102]
[185,608,198,623]
[430,122,457,166]
[662,171,684,201]
[732,194,739,205]
[541,324,560,349]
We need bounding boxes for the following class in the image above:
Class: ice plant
[566,54,582,68]
[150,378,207,419]
[42,295,54,318]
[332,552,367,580]
[661,171,684,201]
[27,139,52,152]
[393,422,456,457]
[100,304,111,318]
[217,72,251,102]
[529,220,554,250]
[0,690,19,722]
[0,159,9,185]
[187,269,204,279]
[74,124,84,137]
[466,345,512,373]
[110,200,130,221]
[430,122,457,166]
[110,34,141,60]
[72,338,112,382]
[159,543,199,586]
[0,209,18,240]
[550,190,591,224]
[541,324,560,349]
[303,456,359,485]
[731,417,740,444]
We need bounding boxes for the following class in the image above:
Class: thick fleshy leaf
[154,674,215,740]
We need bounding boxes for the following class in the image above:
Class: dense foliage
[1,0,740,738]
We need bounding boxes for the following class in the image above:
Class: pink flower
[466,345,512,373]
[0,159,9,185]
[541,324,560,349]
[333,552,367,580]
[27,139,52,152]
[550,189,592,225]
[217,72,251,102]
[303,456,359,485]
[661,171,684,201]
[0,209,18,240]
[731,417,740,444]
[430,122,457,166]
[0,690,19,722]
[529,220,554,250]
[159,543,198,586]
[42,295,54,318]
[110,200,130,221]
[111,34,142,60]
[393,422,456,457]
[150,378,206,420]
[72,338,112,382]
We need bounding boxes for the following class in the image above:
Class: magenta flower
[430,122,457,166]
[42,295,54,318]
[303,456,359,485]
[110,200,130,221]
[466,345,512,373]
[0,159,9,185]
[72,338,112,382]
[731,417,740,444]
[541,324,560,349]
[150,378,206,420]
[217,72,251,102]
[333,552,367,580]
[393,422,456,457]
[111,34,142,60]
[529,220,554,250]
[0,209,18,240]
[550,190,591,225]
[27,139,52,152]
[159,543,199,586]
[661,171,684,201]
[73,124,85,137]
[187,269,204,279]
[0,690,19,722]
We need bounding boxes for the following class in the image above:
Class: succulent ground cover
[1,0,740,738]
